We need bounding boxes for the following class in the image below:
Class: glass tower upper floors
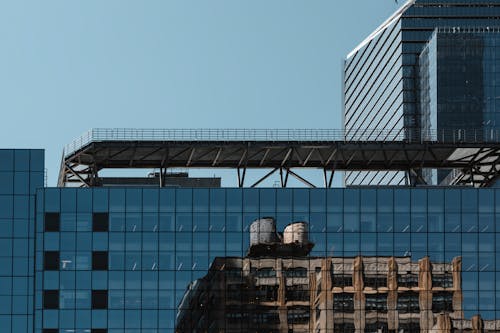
[34,187,500,333]
[344,0,500,186]
[419,29,500,139]
[345,0,500,135]
[418,29,500,184]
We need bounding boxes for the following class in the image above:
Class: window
[251,267,276,278]
[93,213,109,232]
[92,290,108,309]
[283,267,308,278]
[92,330,107,333]
[333,293,354,313]
[432,274,453,288]
[399,321,420,333]
[332,274,352,287]
[334,323,355,333]
[45,213,60,232]
[365,323,388,333]
[43,290,59,309]
[92,251,108,270]
[254,285,278,302]
[44,251,59,270]
[364,275,387,288]
[285,285,310,302]
[397,292,420,313]
[287,306,310,324]
[398,273,418,288]
[42,330,58,333]
[432,292,453,312]
[365,293,388,312]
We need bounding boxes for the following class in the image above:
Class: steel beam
[58,139,500,188]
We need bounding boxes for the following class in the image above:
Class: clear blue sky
[0,0,401,185]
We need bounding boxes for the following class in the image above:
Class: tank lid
[284,221,308,228]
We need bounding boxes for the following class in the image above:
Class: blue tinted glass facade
[34,187,500,332]
[420,29,500,136]
[419,29,500,184]
[0,149,44,333]
[344,0,500,186]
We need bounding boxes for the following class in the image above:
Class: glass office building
[0,138,496,333]
[418,28,500,138]
[33,186,500,332]
[343,0,500,186]
[419,28,500,184]
[0,149,44,333]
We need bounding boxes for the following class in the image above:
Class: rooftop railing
[63,128,500,157]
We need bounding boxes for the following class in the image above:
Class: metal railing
[63,128,500,157]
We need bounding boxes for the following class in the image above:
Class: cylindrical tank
[249,217,277,246]
[283,222,309,244]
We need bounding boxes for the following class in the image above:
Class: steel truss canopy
[58,128,500,188]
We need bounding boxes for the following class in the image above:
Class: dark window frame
[92,251,108,270]
[92,290,108,309]
[43,290,59,309]
[44,212,60,232]
[92,213,109,232]
[44,251,60,271]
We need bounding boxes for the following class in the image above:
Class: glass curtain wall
[0,149,44,333]
[344,0,500,186]
[34,187,500,332]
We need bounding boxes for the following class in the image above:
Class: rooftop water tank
[250,217,277,246]
[283,222,309,245]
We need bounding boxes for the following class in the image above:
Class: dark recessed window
[42,330,58,333]
[92,290,108,309]
[92,251,108,270]
[44,251,59,270]
[44,213,60,232]
[91,329,107,333]
[43,290,59,309]
[92,213,109,232]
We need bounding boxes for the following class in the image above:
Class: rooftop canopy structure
[58,128,500,188]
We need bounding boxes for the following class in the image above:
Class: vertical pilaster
[353,256,365,333]
[471,314,484,333]
[387,257,399,331]
[309,270,317,333]
[418,256,433,332]
[435,313,452,333]
[278,260,288,333]
[452,256,463,319]
[320,259,334,333]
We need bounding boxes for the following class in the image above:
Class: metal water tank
[283,222,309,244]
[250,217,277,246]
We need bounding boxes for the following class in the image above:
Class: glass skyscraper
[343,0,500,186]
[418,28,500,184]
[0,149,44,333]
